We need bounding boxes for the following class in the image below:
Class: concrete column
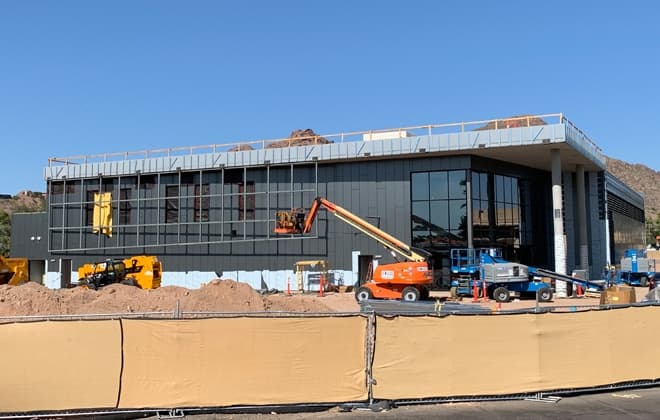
[466,172,473,249]
[551,149,567,296]
[576,165,589,270]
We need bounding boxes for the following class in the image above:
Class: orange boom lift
[275,197,433,302]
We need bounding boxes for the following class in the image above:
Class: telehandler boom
[275,197,433,301]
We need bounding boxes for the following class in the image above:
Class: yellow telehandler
[77,255,162,290]
[0,256,29,286]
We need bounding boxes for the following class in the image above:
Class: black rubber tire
[355,286,373,302]
[493,286,510,303]
[420,287,430,300]
[538,286,553,302]
[121,278,137,287]
[401,286,420,302]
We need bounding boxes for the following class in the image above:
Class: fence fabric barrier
[372,306,660,400]
[3,307,660,414]
[537,306,660,389]
[0,320,122,412]
[118,316,368,408]
[371,314,540,399]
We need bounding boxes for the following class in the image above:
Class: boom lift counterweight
[275,197,433,302]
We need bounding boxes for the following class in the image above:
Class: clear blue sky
[1,1,658,194]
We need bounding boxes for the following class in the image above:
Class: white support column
[576,165,589,270]
[466,172,473,249]
[551,149,567,297]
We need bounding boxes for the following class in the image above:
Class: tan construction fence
[1,306,660,414]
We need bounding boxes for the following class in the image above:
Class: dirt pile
[266,129,332,149]
[0,190,45,215]
[0,280,351,317]
[228,143,255,152]
[473,115,547,131]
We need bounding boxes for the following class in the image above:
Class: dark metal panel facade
[13,153,629,282]
[10,212,48,259]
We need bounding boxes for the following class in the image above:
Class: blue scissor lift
[450,248,604,302]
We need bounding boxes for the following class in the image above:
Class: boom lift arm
[279,197,429,263]
[275,197,433,302]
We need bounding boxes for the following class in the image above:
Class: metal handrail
[47,113,569,166]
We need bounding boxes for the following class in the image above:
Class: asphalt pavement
[144,386,660,419]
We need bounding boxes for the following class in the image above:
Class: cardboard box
[600,285,636,305]
[646,249,660,263]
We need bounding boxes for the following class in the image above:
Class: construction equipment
[449,247,605,303]
[77,255,162,290]
[294,260,331,292]
[0,256,29,286]
[275,197,433,302]
[615,248,658,287]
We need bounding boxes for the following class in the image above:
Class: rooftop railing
[47,113,602,166]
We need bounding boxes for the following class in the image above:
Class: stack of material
[646,249,660,262]
[600,285,636,305]
[643,288,660,302]
[359,299,492,315]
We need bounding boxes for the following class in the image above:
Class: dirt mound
[473,115,547,131]
[0,280,344,317]
[0,190,45,215]
[266,129,332,149]
[228,143,255,152]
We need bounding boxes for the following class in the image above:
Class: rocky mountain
[606,157,660,220]
[0,191,46,215]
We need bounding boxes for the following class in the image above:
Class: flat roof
[44,113,606,181]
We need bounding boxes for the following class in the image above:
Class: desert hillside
[0,191,45,215]
[606,157,660,220]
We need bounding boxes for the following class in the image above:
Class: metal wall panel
[10,212,48,259]
[18,151,635,279]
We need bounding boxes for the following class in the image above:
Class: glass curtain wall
[412,169,524,262]
[411,170,467,251]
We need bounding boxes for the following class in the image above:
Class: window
[494,175,520,227]
[119,188,132,225]
[140,175,156,190]
[194,184,210,222]
[238,181,255,220]
[165,185,179,223]
[411,170,467,249]
[51,182,64,195]
[86,189,98,226]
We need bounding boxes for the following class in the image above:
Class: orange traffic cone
[472,280,479,302]
[286,277,291,296]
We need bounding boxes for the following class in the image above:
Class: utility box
[600,285,636,305]
[362,130,413,141]
[482,263,529,283]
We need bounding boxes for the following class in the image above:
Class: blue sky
[1,1,658,194]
